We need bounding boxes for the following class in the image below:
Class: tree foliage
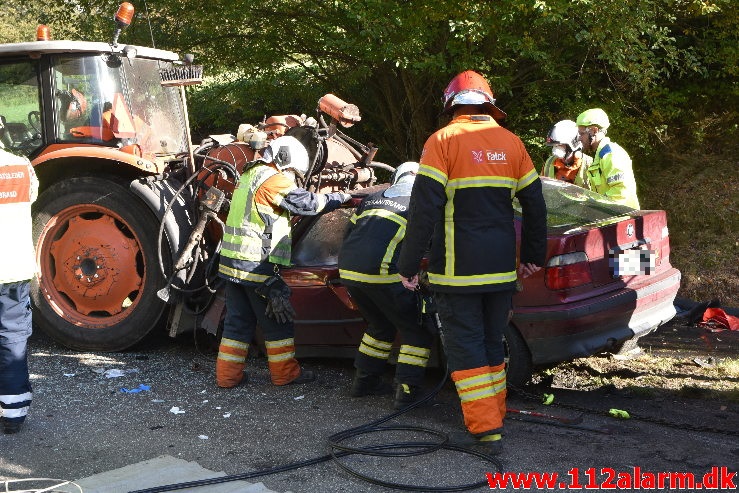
[3,0,737,166]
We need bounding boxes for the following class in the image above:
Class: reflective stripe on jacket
[586,137,640,209]
[0,150,38,283]
[398,114,547,293]
[338,183,411,284]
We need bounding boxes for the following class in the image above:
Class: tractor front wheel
[31,176,170,351]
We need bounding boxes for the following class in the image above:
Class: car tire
[504,324,533,388]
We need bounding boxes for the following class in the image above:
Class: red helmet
[442,70,506,121]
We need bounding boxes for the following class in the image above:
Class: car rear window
[514,177,636,230]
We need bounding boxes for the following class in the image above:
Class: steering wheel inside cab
[15,111,43,152]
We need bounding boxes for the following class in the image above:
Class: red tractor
[0,4,382,351]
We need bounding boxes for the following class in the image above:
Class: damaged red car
[283,177,681,386]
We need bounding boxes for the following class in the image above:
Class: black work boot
[475,433,503,455]
[289,368,317,385]
[2,418,24,434]
[448,430,503,455]
[350,369,391,397]
[393,383,423,409]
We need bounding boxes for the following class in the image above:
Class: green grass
[0,85,39,121]
[550,354,739,402]
[639,147,739,304]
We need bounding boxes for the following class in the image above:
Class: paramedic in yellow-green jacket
[576,108,640,209]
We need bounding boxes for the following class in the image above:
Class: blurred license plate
[610,249,655,277]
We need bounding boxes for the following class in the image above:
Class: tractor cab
[0,41,190,166]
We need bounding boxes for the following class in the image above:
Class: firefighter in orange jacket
[0,147,39,434]
[397,71,547,455]
[541,119,592,188]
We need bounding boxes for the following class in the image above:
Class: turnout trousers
[348,283,433,386]
[435,289,513,436]
[0,281,33,428]
[217,281,300,387]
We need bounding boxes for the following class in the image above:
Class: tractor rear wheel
[31,176,170,351]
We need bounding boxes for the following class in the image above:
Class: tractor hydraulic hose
[336,129,370,154]
[367,161,396,173]
[194,154,241,182]
[156,170,201,280]
[331,134,364,161]
[155,162,234,300]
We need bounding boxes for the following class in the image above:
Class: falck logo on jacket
[471,149,507,164]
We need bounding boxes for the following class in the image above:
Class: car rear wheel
[504,324,533,388]
[31,176,170,351]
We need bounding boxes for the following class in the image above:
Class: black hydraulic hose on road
[128,369,503,493]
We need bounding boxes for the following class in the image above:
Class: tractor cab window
[0,60,43,157]
[53,54,188,160]
[54,55,129,144]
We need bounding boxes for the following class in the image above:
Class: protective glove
[256,275,296,324]
[339,192,353,203]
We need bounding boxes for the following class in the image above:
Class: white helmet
[263,136,310,175]
[391,161,420,185]
[545,120,582,153]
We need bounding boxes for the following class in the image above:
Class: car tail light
[545,252,592,290]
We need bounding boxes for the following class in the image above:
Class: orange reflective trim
[265,337,301,385]
[217,345,248,358]
[490,363,507,419]
[217,338,249,364]
[452,365,507,435]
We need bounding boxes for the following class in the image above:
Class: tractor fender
[33,144,164,174]
[129,176,197,289]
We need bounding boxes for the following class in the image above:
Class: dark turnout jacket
[397,114,547,293]
[338,182,412,285]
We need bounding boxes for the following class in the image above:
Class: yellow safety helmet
[576,108,610,130]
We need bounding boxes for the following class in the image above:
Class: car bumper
[513,268,681,366]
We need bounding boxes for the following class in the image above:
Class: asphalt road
[1,319,737,493]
